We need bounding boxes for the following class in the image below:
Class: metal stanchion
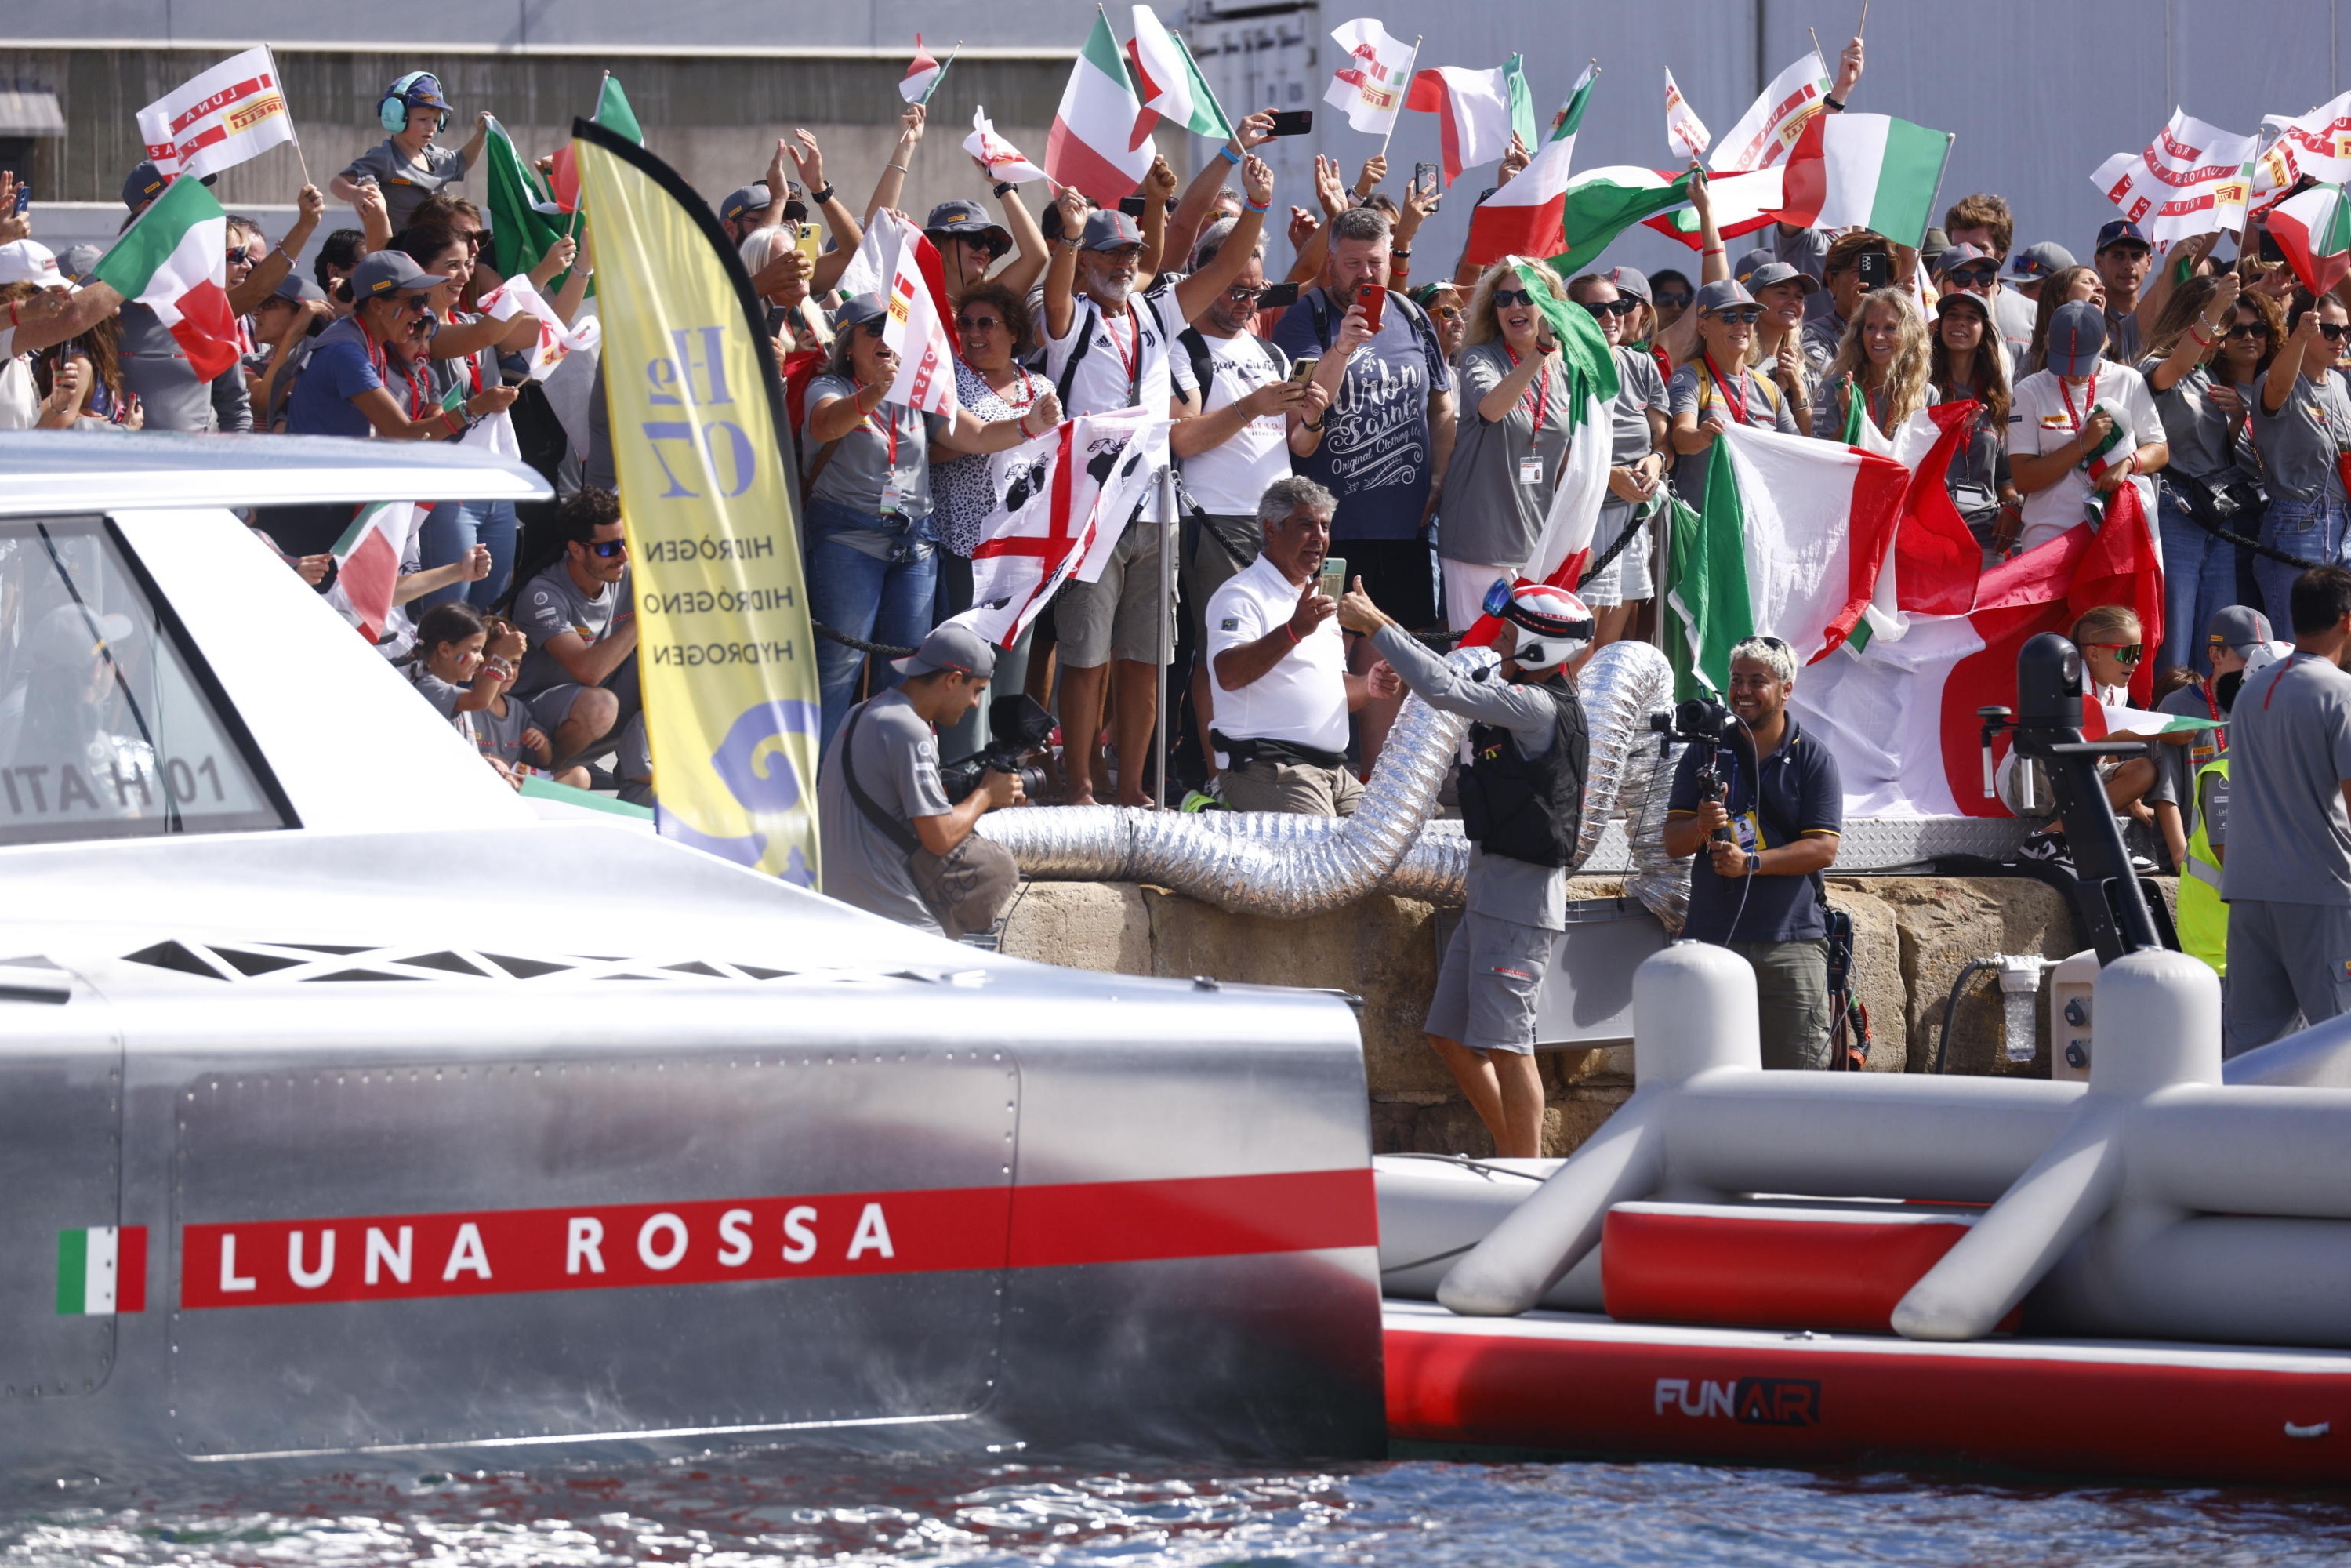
[1154,462,1177,808]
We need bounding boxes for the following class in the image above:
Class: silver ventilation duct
[980,641,1679,919]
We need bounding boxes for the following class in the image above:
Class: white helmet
[1483,577,1595,673]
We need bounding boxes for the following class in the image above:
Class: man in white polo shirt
[1206,476,1399,815]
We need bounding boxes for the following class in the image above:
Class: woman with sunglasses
[1667,280,1799,510]
[1926,290,2019,561]
[391,222,589,615]
[2140,274,2266,671]
[2250,292,2351,624]
[926,157,1049,307]
[1813,286,1930,443]
[1435,260,1574,631]
[1567,271,1671,648]
[283,250,517,442]
[802,293,1057,752]
[1411,282,1468,361]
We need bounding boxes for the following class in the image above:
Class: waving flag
[87,174,240,382]
[2268,181,2351,296]
[884,224,960,419]
[136,47,294,183]
[543,74,642,216]
[1128,7,1233,141]
[1464,64,1595,269]
[1642,165,1787,249]
[2266,92,2351,183]
[1407,64,1516,187]
[1325,18,1417,136]
[969,409,1171,647]
[1518,261,1622,590]
[901,35,955,105]
[1772,112,1953,249]
[1664,68,1711,160]
[2092,109,2260,245]
[324,503,422,643]
[1048,12,1157,204]
[1711,50,1831,173]
[967,106,1046,184]
[477,274,601,380]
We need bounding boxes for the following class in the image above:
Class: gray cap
[1921,226,1952,258]
[1694,278,1758,315]
[1735,250,1820,296]
[2006,241,2076,283]
[272,270,326,303]
[833,292,888,332]
[927,198,1013,256]
[2048,299,2107,377]
[892,620,999,681]
[348,249,450,300]
[1602,264,1651,303]
[56,243,104,284]
[2208,605,2275,654]
[1933,241,1997,277]
[1934,288,1994,324]
[1079,209,1145,251]
[720,183,769,223]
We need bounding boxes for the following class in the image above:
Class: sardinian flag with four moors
[966,408,1171,648]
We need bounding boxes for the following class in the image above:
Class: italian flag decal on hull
[58,1226,147,1315]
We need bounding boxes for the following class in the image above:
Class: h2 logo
[641,325,757,500]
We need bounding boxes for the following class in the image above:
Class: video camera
[1651,698,1736,842]
[939,694,1055,806]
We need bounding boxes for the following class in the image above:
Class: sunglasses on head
[1711,306,1763,325]
[586,538,628,559]
[2226,320,2271,339]
[1493,287,1538,308]
[1580,298,1639,317]
[1653,291,1692,307]
[2088,641,2143,664]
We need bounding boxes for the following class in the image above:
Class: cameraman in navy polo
[1662,636,1845,1069]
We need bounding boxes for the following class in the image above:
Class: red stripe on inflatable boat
[1602,1206,1997,1334]
[1384,1318,2351,1484]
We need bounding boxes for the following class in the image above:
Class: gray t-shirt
[801,373,932,519]
[1993,285,2036,355]
[2251,367,2351,506]
[512,560,633,700]
[2138,356,2252,485]
[2142,679,2228,822]
[340,140,470,231]
[1439,341,1572,568]
[2105,305,2144,366]
[1599,345,1670,531]
[1667,361,1798,510]
[118,303,251,433]
[476,691,542,770]
[1373,623,1569,930]
[2221,653,2351,906]
[815,688,953,932]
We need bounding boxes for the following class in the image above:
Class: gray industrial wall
[8,4,2349,281]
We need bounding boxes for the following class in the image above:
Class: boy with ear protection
[330,73,492,231]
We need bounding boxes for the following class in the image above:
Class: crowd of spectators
[12,55,2351,1077]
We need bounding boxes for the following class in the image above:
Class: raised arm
[457,111,492,174]
[2150,271,2238,392]
[1043,186,1088,343]
[788,129,865,295]
[1166,111,1275,267]
[1173,155,1274,325]
[1135,154,1179,286]
[865,103,926,224]
[1656,165,1722,367]
[988,160,1050,299]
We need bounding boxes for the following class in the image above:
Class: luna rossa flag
[570,120,822,887]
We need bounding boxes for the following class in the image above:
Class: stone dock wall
[998,878,2175,1159]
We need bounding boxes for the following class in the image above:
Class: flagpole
[1857,0,1870,37]
[923,42,962,107]
[1379,34,1424,160]
[1808,27,1825,66]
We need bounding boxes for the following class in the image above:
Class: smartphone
[1856,251,1892,289]
[1259,281,1301,310]
[1317,555,1348,603]
[9,180,27,216]
[1358,283,1387,334]
[1413,162,1440,199]
[1117,194,1149,219]
[1267,110,1315,137]
[793,223,822,262]
[1289,354,1320,384]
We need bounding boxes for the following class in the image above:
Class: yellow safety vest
[2179,757,2229,975]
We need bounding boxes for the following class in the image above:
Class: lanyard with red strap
[1102,303,1141,405]
[1504,344,1551,434]
[2262,652,2308,711]
[1702,352,1755,426]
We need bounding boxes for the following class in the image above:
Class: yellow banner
[571,125,821,886]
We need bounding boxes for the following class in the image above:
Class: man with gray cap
[2145,605,2277,869]
[817,618,1025,934]
[2008,299,2166,552]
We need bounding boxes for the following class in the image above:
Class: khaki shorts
[1218,757,1362,816]
[1425,910,1557,1055]
[1058,516,1176,668]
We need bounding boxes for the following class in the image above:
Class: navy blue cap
[2095,219,2151,252]
[396,73,451,114]
[122,161,216,211]
[2048,299,2109,377]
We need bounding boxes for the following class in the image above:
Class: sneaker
[2016,829,2070,866]
[1180,789,1226,813]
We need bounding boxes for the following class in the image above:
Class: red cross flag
[136,47,296,182]
[968,409,1171,648]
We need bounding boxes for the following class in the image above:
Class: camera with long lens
[1650,697,1736,841]
[938,694,1055,805]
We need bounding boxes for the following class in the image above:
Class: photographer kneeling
[817,621,1025,938]
[1340,575,1591,1158]
[1663,637,1845,1069]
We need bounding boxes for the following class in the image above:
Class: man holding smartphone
[1205,477,1399,815]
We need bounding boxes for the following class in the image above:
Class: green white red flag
[57,1226,146,1316]
[1127,7,1232,141]
[901,35,954,105]
[326,502,423,644]
[2084,698,2222,739]
[1463,64,1595,269]
[2268,181,2351,296]
[1048,12,1157,204]
[1772,111,1954,249]
[86,175,240,382]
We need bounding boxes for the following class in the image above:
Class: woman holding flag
[1666,279,1800,510]
[1435,259,1570,632]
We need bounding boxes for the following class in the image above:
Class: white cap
[0,240,66,290]
[2241,640,2295,682]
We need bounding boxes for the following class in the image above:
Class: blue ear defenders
[379,72,436,134]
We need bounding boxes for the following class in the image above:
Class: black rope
[1575,500,1659,591]
[811,620,920,657]
[2169,502,2327,572]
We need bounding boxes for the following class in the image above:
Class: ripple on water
[2,1453,2349,1567]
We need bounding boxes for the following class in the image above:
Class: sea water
[4,1452,2347,1566]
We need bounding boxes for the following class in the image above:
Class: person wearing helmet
[1662,636,1845,1070]
[1339,574,1592,1156]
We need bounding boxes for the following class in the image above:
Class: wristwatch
[811,183,836,205]
[1745,851,1761,876]
[993,181,1016,199]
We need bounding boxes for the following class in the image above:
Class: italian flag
[1641,165,1788,249]
[87,176,238,383]
[1047,12,1156,205]
[1127,7,1232,140]
[2269,181,2351,296]
[1407,64,1518,187]
[901,35,953,105]
[1772,112,1954,249]
[1789,481,2166,817]
[1464,64,1595,270]
[57,1226,146,1316]
[325,501,422,643]
[542,74,643,218]
[1548,165,1695,274]
[484,118,571,279]
[2085,698,2223,739]
[1665,425,1910,699]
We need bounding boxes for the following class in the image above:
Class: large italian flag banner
[86,175,240,382]
[1047,12,1156,205]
